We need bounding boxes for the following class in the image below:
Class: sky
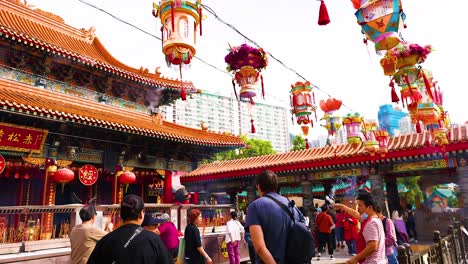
[27,0,468,137]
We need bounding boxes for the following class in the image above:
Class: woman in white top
[225,211,244,264]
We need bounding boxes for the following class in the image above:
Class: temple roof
[182,126,468,182]
[0,78,244,148]
[0,0,192,90]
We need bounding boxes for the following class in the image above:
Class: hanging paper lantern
[119,171,136,185]
[355,0,406,51]
[54,168,75,184]
[290,81,317,148]
[153,0,202,66]
[375,129,390,156]
[225,44,268,102]
[319,98,343,141]
[343,113,363,149]
[54,168,75,192]
[362,120,379,155]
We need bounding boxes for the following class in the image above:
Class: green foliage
[207,135,276,162]
[447,195,459,208]
[291,135,306,151]
[397,176,423,205]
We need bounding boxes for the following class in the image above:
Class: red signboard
[0,123,48,153]
[0,154,5,174]
[79,165,98,186]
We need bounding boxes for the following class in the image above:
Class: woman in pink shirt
[156,213,180,260]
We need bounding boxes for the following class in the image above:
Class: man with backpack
[245,170,314,264]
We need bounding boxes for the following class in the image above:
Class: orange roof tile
[0,0,192,90]
[182,126,468,182]
[0,78,244,147]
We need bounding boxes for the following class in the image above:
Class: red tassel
[251,119,256,134]
[390,79,399,103]
[318,0,330,26]
[416,122,422,133]
[305,139,310,149]
[261,75,265,99]
[181,88,187,100]
[232,79,238,100]
[198,7,203,36]
[420,71,433,100]
[404,75,417,102]
[171,1,175,32]
[250,98,255,105]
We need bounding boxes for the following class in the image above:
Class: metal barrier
[397,221,468,264]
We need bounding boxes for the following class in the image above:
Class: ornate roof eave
[181,127,468,183]
[0,1,195,91]
[0,78,244,149]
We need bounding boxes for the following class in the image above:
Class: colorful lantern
[290,81,317,148]
[375,129,390,156]
[225,44,268,102]
[343,113,363,149]
[362,120,379,155]
[153,0,202,67]
[354,0,406,51]
[319,98,343,144]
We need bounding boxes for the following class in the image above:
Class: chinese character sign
[79,165,98,186]
[0,123,48,153]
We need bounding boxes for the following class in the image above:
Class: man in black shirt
[87,195,172,264]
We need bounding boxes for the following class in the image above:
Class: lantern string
[76,0,353,112]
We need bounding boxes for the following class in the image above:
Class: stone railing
[397,221,468,264]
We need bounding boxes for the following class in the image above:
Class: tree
[291,135,306,151]
[397,176,423,205]
[207,135,276,162]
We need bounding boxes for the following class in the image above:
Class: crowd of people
[69,170,418,264]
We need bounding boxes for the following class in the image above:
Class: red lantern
[54,168,75,184]
[54,168,75,193]
[119,171,136,184]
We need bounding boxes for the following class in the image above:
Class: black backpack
[383,217,404,245]
[264,194,315,264]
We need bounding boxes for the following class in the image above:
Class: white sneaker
[330,255,335,259]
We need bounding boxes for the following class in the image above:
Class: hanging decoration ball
[54,168,75,184]
[354,0,406,51]
[153,0,202,67]
[225,43,268,102]
[119,171,137,185]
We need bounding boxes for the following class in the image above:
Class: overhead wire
[75,0,353,112]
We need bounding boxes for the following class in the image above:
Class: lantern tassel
[389,78,399,103]
[313,92,316,105]
[198,7,203,36]
[232,79,238,101]
[416,121,422,133]
[181,88,187,101]
[61,183,65,194]
[314,111,318,123]
[250,119,256,134]
[261,75,265,99]
[421,71,434,100]
[318,0,330,26]
[305,138,310,149]
[171,1,175,32]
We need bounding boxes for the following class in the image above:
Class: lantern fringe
[232,79,238,100]
[251,119,256,133]
[198,7,203,36]
[318,0,330,26]
[181,88,187,100]
[416,122,422,133]
[305,138,310,149]
[389,79,399,103]
[420,71,434,100]
[261,75,265,99]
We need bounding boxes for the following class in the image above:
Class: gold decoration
[22,156,45,165]
[56,160,73,167]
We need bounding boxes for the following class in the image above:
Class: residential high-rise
[160,92,291,152]
[377,104,408,137]
[399,115,416,135]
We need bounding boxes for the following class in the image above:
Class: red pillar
[163,170,173,203]
[191,192,199,205]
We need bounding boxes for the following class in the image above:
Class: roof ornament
[81,26,96,42]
